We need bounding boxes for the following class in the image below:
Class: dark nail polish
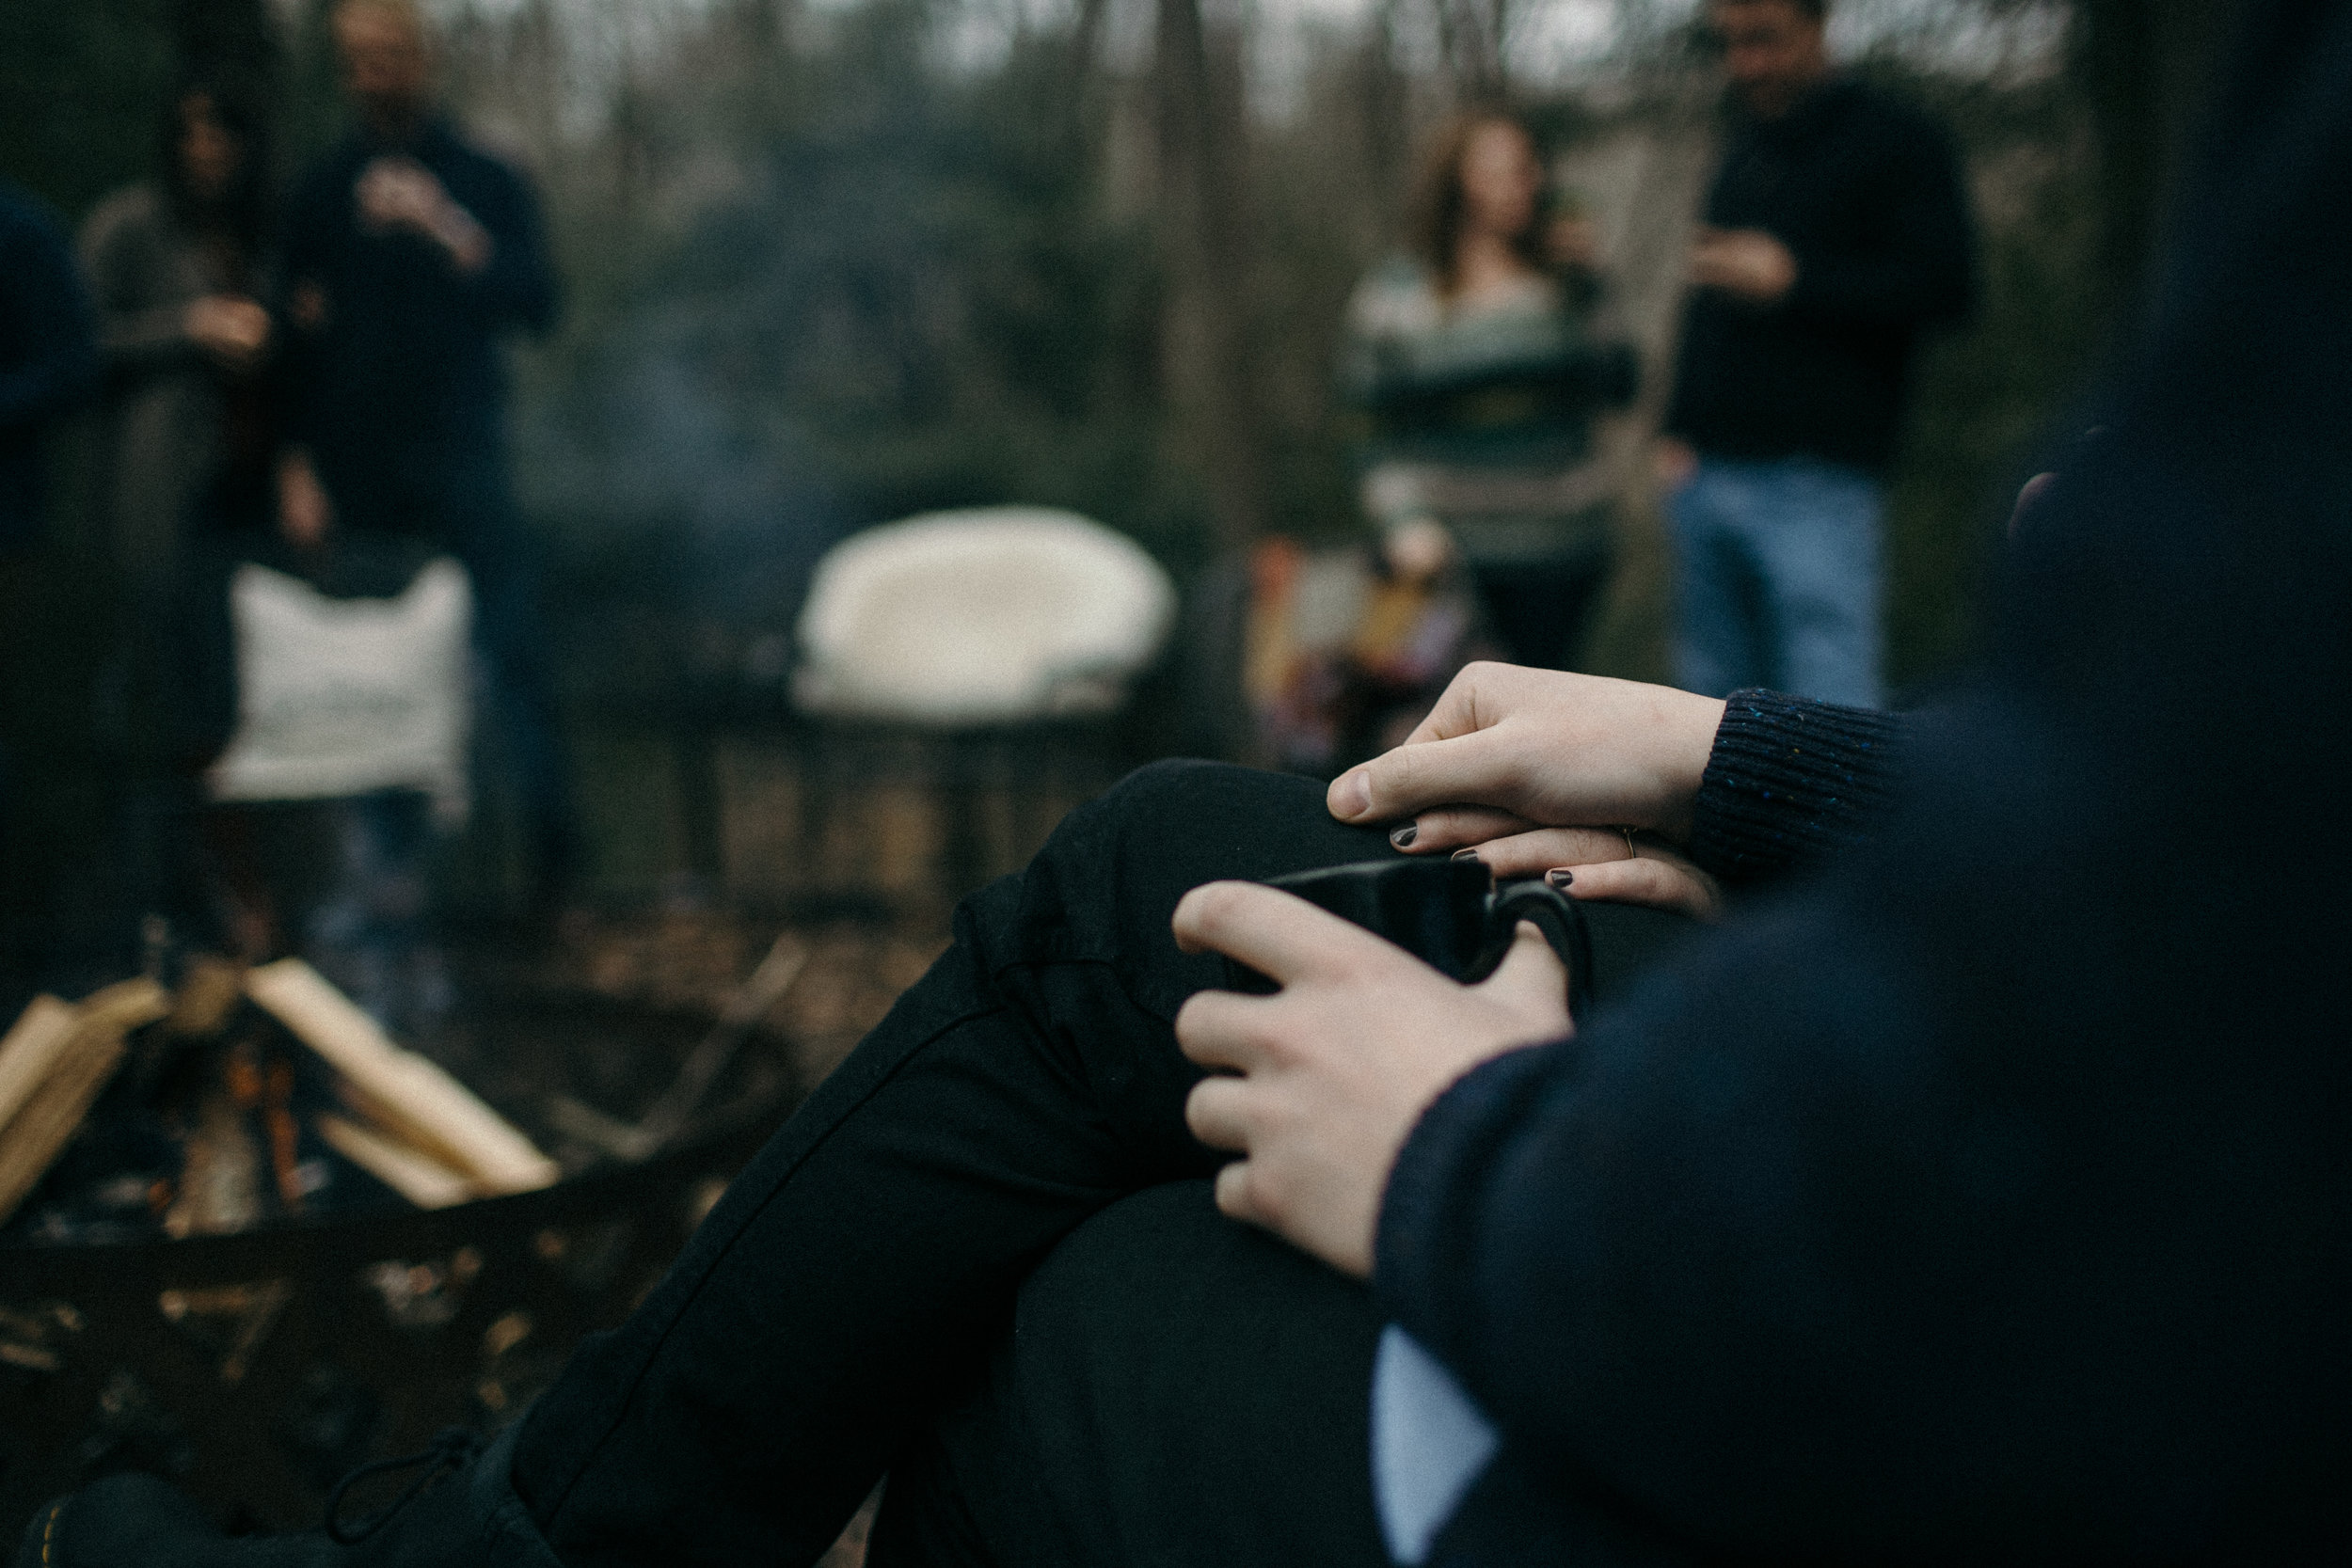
[1545,868,1574,888]
[1389,824,1417,849]
[1451,847,1480,863]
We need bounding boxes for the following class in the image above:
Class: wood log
[0,980,170,1226]
[161,1090,263,1238]
[0,995,79,1132]
[245,958,557,1196]
[314,1114,474,1210]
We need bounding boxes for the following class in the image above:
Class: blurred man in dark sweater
[276,0,576,910]
[1660,0,1975,706]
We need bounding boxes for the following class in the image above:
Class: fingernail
[1390,823,1417,849]
[1333,771,1371,819]
[1545,868,1574,888]
[1451,847,1480,863]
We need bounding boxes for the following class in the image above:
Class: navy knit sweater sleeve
[1686,689,1901,885]
[1374,5,2352,1560]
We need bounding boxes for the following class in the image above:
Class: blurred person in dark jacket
[0,183,97,559]
[276,0,575,913]
[0,180,98,964]
[1660,0,1975,706]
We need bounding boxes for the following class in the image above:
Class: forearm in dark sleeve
[1373,8,2352,1546]
[1686,689,1904,886]
[0,240,97,427]
[1375,690,2337,1557]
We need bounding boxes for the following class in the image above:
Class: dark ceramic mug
[1220,856,1593,1023]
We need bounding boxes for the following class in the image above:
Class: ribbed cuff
[1688,689,1901,886]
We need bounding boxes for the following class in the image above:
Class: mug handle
[1480,880,1595,1025]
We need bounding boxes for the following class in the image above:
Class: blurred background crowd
[0,0,2222,1007]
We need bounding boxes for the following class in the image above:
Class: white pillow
[207,559,472,821]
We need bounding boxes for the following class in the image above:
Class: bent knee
[1067,757,1298,852]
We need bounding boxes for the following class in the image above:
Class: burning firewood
[0,959,556,1237]
[311,1114,475,1209]
[0,981,171,1227]
[245,958,558,1199]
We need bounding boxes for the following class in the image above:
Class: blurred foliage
[4,0,2192,704]
[532,5,1183,571]
[0,0,176,222]
[0,0,281,220]
[1869,67,2112,689]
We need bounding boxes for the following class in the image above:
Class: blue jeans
[1669,455,1884,707]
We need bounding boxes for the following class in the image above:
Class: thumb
[1475,921,1572,1038]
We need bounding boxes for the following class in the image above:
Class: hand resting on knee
[1329,662,1729,920]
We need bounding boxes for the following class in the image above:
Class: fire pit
[0,986,801,1540]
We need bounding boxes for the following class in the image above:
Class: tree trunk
[1432,0,1511,104]
[173,0,280,86]
[1155,0,1271,554]
[2073,0,2240,310]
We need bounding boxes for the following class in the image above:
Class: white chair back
[794,507,1174,725]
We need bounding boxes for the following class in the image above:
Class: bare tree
[2070,0,2240,305]
[1430,0,1514,103]
[1154,0,1272,551]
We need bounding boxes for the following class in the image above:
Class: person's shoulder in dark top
[0,182,99,424]
[1764,74,1959,174]
[1772,77,1976,322]
[0,182,99,546]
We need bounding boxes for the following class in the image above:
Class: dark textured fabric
[506,760,1690,1567]
[0,182,98,549]
[278,120,555,477]
[1663,79,1974,473]
[1375,6,2352,1561]
[17,1423,563,1568]
[865,1180,1391,1568]
[1686,687,1901,886]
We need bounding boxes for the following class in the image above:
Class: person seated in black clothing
[20,1,2352,1563]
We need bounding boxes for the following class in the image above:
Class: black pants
[509,761,1692,1566]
